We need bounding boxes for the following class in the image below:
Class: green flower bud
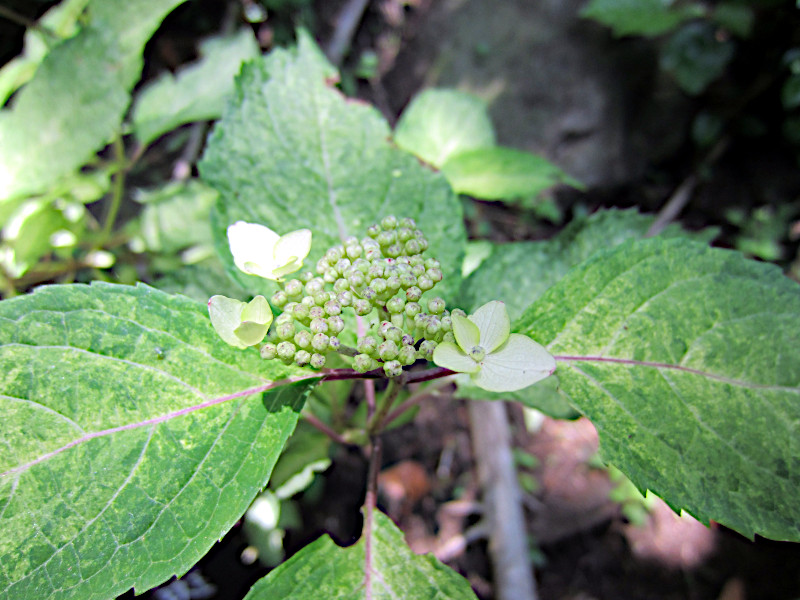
[301,295,316,308]
[406,286,422,302]
[377,231,396,247]
[397,227,413,243]
[400,273,417,289]
[309,306,325,319]
[295,350,311,367]
[277,341,296,360]
[260,343,278,359]
[347,270,366,288]
[335,258,352,273]
[399,217,416,229]
[327,315,345,334]
[386,275,402,291]
[468,345,487,362]
[364,247,382,261]
[386,244,403,258]
[305,279,324,295]
[367,224,381,238]
[371,278,387,294]
[310,318,328,334]
[353,258,370,273]
[381,215,398,230]
[378,340,399,361]
[314,291,330,306]
[294,330,312,349]
[386,296,406,314]
[367,263,384,280]
[344,235,359,246]
[391,313,405,329]
[310,353,326,369]
[323,269,338,283]
[299,271,314,283]
[362,287,377,301]
[383,360,403,377]
[427,297,446,315]
[285,279,304,298]
[276,321,295,340]
[334,278,350,293]
[353,299,372,316]
[416,234,429,251]
[440,315,452,332]
[275,310,294,325]
[411,264,426,277]
[442,332,456,344]
[324,300,342,316]
[312,333,330,351]
[404,239,421,255]
[328,336,341,350]
[292,303,310,321]
[315,258,328,274]
[401,333,414,346]
[354,353,375,373]
[271,290,289,307]
[398,345,417,366]
[427,267,443,283]
[337,291,353,306]
[425,317,441,337]
[409,255,424,267]
[325,247,343,264]
[357,335,379,356]
[404,301,421,318]
[418,275,434,291]
[384,326,403,343]
[345,244,363,259]
[418,340,437,360]
[451,308,467,318]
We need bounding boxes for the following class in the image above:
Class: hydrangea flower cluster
[259,215,457,377]
[209,216,555,390]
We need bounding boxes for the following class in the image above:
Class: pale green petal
[471,334,555,392]
[208,294,248,348]
[227,221,280,277]
[469,300,510,353]
[271,258,304,279]
[233,320,270,346]
[274,228,312,266]
[432,341,480,374]
[240,295,273,326]
[451,313,480,351]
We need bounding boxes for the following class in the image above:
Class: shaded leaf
[0,0,188,202]
[580,0,705,37]
[393,89,495,168]
[441,147,582,201]
[132,28,261,146]
[0,282,319,599]
[660,22,735,95]
[245,511,478,599]
[516,238,800,542]
[199,32,466,301]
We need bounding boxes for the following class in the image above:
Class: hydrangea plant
[0,22,798,600]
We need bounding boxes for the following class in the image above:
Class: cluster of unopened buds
[208,217,555,392]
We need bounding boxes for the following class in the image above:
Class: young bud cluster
[259,216,452,376]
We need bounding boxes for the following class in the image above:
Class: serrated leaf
[393,89,495,168]
[580,0,706,37]
[0,282,320,599]
[441,147,583,201]
[199,32,466,301]
[515,238,800,542]
[244,511,478,599]
[132,28,261,146]
[0,0,188,202]
[459,208,717,321]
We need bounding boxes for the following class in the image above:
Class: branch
[469,401,539,600]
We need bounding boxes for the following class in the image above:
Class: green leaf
[515,238,800,542]
[199,32,466,301]
[660,22,735,95]
[441,146,582,201]
[132,28,261,146]
[244,511,478,599]
[580,0,706,37]
[453,375,580,420]
[459,208,715,322]
[0,282,320,599]
[0,0,188,202]
[393,89,495,168]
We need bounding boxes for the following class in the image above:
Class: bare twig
[325,0,371,67]
[469,401,538,600]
